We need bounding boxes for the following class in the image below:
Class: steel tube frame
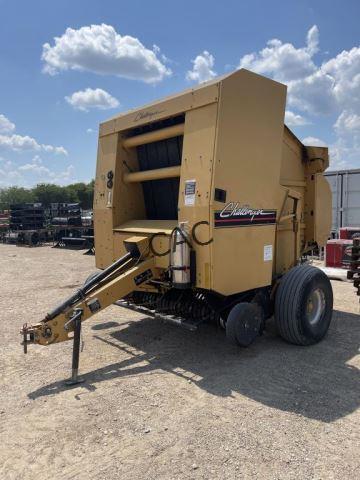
[123,165,181,184]
[122,124,184,149]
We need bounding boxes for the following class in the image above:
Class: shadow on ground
[28,309,360,422]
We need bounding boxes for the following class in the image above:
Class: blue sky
[0,0,359,187]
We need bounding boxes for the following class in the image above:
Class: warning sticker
[184,180,196,206]
[264,245,273,262]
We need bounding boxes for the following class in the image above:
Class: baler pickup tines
[115,300,202,331]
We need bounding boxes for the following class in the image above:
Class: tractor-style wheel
[226,302,262,347]
[275,265,333,346]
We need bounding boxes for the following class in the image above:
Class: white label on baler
[106,190,112,207]
[264,245,273,262]
[185,179,196,206]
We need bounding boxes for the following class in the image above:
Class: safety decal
[263,245,273,262]
[214,203,277,228]
[184,179,196,206]
[87,298,101,313]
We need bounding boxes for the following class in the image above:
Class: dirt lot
[0,244,359,480]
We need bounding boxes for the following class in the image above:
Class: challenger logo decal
[134,110,165,122]
[214,203,277,228]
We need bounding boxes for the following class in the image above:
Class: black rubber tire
[275,265,333,346]
[226,302,262,347]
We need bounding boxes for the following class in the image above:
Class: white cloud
[322,47,360,112]
[42,24,171,84]
[331,110,360,170]
[0,156,76,187]
[0,134,38,151]
[302,136,327,147]
[65,88,119,111]
[19,163,49,174]
[0,133,68,155]
[287,46,360,117]
[292,47,360,117]
[301,135,359,170]
[0,114,68,156]
[287,70,336,115]
[32,154,42,165]
[334,110,360,134]
[3,170,22,183]
[238,26,360,117]
[285,110,309,127]
[0,114,15,133]
[306,25,320,56]
[186,51,217,83]
[86,128,95,134]
[238,25,360,169]
[329,137,360,170]
[57,164,75,181]
[239,26,318,82]
[42,144,68,155]
[18,155,44,173]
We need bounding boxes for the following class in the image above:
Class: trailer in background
[50,203,94,252]
[324,169,360,236]
[0,211,9,242]
[326,239,353,269]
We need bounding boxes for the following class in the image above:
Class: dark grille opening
[128,114,185,137]
[137,135,183,220]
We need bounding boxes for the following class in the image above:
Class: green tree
[0,187,35,210]
[0,180,94,210]
[70,182,94,209]
[32,183,69,206]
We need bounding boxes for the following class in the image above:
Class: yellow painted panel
[211,69,286,294]
[178,103,219,288]
[94,69,332,298]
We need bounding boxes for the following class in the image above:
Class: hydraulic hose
[45,251,134,321]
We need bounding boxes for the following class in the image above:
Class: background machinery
[5,203,46,246]
[22,69,333,382]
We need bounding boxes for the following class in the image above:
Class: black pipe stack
[9,203,45,230]
[51,203,82,226]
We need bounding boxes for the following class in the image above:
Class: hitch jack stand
[65,309,85,386]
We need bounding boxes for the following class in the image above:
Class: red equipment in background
[339,227,360,240]
[326,239,353,269]
[0,211,9,231]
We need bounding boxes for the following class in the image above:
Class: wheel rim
[306,288,326,326]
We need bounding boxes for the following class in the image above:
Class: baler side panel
[277,130,306,273]
[178,102,219,290]
[304,146,332,248]
[94,132,147,268]
[94,133,120,269]
[211,70,287,295]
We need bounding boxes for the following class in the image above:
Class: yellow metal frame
[22,69,332,352]
[94,68,331,294]
[24,257,156,346]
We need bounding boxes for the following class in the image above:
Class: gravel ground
[0,244,359,480]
